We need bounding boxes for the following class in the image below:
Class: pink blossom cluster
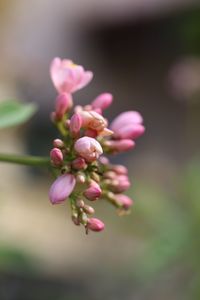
[49,57,145,233]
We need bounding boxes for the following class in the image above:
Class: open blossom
[74,137,103,162]
[50,57,93,94]
[49,58,145,233]
[110,111,145,140]
[49,174,76,204]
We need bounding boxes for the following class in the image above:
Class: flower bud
[87,218,105,232]
[53,139,64,149]
[72,157,87,170]
[50,148,63,166]
[74,137,103,162]
[91,93,113,111]
[105,140,135,152]
[49,174,76,204]
[76,199,85,208]
[83,205,95,215]
[115,194,133,209]
[111,165,128,175]
[69,113,82,137]
[110,111,145,140]
[84,181,102,201]
[76,172,86,183]
[55,93,72,119]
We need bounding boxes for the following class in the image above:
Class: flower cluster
[49,57,145,233]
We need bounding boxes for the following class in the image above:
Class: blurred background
[0,0,200,299]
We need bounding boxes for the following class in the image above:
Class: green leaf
[0,100,38,129]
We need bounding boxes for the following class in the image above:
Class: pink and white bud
[69,113,82,137]
[72,157,87,170]
[114,124,145,140]
[53,139,64,149]
[55,93,72,119]
[115,194,133,209]
[105,139,135,152]
[76,172,86,183]
[79,110,107,132]
[49,173,76,204]
[91,93,113,111]
[50,57,93,94]
[84,180,102,201]
[50,148,63,166]
[87,218,105,232]
[110,111,145,140]
[111,165,128,175]
[74,137,103,162]
[99,156,110,165]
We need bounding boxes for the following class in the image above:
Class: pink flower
[91,93,113,112]
[69,113,82,137]
[49,173,76,204]
[110,111,145,140]
[84,181,102,201]
[50,57,93,94]
[74,137,103,162]
[87,218,105,232]
[50,148,63,166]
[55,93,72,119]
[115,194,133,209]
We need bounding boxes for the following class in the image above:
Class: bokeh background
[0,0,200,299]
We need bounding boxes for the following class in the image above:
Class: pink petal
[49,174,76,204]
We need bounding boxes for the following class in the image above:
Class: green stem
[0,153,50,167]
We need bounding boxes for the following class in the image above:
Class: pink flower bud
[105,140,135,152]
[53,139,64,148]
[55,93,72,119]
[87,218,105,232]
[50,57,93,94]
[111,165,128,175]
[76,172,86,183]
[79,110,107,132]
[69,113,82,137]
[84,181,102,201]
[85,129,98,138]
[99,156,110,165]
[72,157,87,170]
[110,111,145,140]
[115,194,133,209]
[91,93,113,111]
[50,148,63,166]
[74,137,103,162]
[49,174,76,204]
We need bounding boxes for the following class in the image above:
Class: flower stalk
[0,153,50,167]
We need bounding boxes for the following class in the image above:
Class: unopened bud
[53,139,64,149]
[50,148,63,166]
[80,212,88,225]
[72,157,87,170]
[55,93,72,119]
[76,172,86,183]
[83,205,95,215]
[69,113,82,137]
[72,216,80,226]
[76,199,85,208]
[87,218,105,232]
[90,172,100,183]
[84,181,102,201]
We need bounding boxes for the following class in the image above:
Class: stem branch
[0,153,50,167]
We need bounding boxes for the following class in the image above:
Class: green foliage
[0,100,37,129]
